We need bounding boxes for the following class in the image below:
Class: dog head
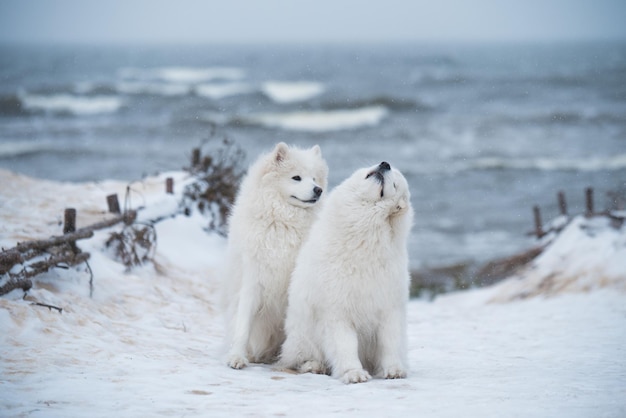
[344,161,411,218]
[263,142,329,209]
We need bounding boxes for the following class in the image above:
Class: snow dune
[1,169,625,417]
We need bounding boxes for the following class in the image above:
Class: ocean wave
[322,96,431,112]
[74,82,119,96]
[118,66,245,83]
[398,154,626,178]
[0,140,58,158]
[445,154,626,174]
[195,82,255,100]
[116,81,190,96]
[19,93,123,115]
[0,94,26,116]
[260,81,325,104]
[486,110,626,127]
[232,106,388,132]
[411,70,473,86]
[543,111,624,125]
[539,111,584,124]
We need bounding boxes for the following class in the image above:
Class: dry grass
[180,130,246,236]
[105,224,156,269]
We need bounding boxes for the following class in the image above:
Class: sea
[1,42,625,269]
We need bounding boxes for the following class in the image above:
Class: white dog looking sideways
[222,142,328,369]
[279,161,413,384]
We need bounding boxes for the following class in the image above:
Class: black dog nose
[379,161,391,171]
[313,186,323,197]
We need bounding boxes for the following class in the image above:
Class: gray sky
[1,0,625,44]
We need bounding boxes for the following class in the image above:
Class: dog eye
[292,176,301,181]
[393,183,397,190]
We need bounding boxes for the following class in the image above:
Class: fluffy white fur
[222,142,328,369]
[279,162,413,384]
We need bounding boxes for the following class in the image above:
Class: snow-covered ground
[1,169,625,418]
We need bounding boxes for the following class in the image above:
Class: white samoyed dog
[279,161,413,384]
[222,142,328,369]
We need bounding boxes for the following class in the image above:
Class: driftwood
[0,277,33,295]
[0,249,91,296]
[0,214,130,296]
[21,251,91,280]
[1,211,133,266]
[14,229,94,253]
[85,211,136,231]
[0,174,166,299]
[0,250,24,275]
[0,229,93,278]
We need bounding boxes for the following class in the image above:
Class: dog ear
[273,142,289,163]
[311,144,322,157]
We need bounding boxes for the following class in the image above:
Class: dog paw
[382,365,407,379]
[299,360,326,375]
[227,354,249,369]
[340,369,371,384]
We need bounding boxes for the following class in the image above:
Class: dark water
[1,42,625,267]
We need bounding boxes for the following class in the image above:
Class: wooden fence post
[106,194,121,214]
[533,206,543,238]
[557,191,567,216]
[585,187,594,217]
[191,148,201,167]
[63,208,76,234]
[166,177,174,195]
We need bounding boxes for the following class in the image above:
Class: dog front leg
[376,308,408,379]
[324,323,371,384]
[226,281,261,369]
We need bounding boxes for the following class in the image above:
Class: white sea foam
[241,106,387,132]
[20,94,123,115]
[467,154,626,172]
[116,81,190,96]
[157,67,245,83]
[261,81,325,103]
[118,67,246,83]
[195,82,254,99]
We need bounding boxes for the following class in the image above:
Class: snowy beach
[1,169,625,417]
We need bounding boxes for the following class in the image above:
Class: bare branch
[15,229,94,253]
[21,252,90,280]
[0,250,24,275]
[0,277,32,296]
[30,302,63,314]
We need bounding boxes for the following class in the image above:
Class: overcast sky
[1,0,625,45]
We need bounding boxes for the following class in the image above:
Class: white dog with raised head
[222,142,328,369]
[280,161,413,383]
